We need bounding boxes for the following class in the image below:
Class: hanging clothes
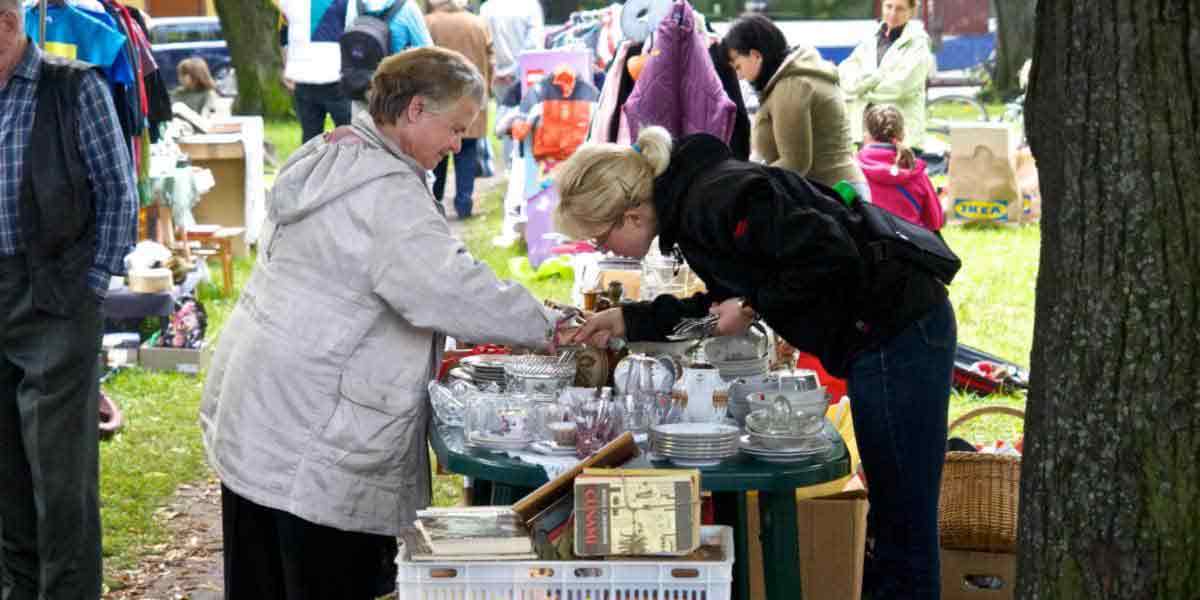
[621,0,735,144]
[24,4,130,83]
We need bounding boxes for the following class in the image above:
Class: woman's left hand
[709,298,756,336]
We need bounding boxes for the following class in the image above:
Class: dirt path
[106,476,225,600]
[103,174,506,599]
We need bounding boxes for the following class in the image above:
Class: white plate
[669,457,725,468]
[739,435,832,457]
[468,432,533,451]
[652,422,741,438]
[530,440,577,456]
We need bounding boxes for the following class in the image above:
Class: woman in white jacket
[838,0,936,149]
[201,47,562,598]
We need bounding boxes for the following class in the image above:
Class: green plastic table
[430,424,850,600]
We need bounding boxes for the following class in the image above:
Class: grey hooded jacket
[200,111,555,535]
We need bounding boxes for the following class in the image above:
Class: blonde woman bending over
[558,126,957,599]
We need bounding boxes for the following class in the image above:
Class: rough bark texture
[1021,1,1200,598]
[213,0,292,119]
[993,0,1036,96]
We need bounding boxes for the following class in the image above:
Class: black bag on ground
[339,0,404,102]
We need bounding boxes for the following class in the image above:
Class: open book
[413,506,533,556]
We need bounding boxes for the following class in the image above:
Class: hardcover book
[573,468,701,557]
[413,506,534,556]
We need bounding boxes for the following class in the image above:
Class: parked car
[148,16,237,97]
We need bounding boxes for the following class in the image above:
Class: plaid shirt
[0,40,137,299]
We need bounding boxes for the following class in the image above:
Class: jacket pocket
[312,374,425,475]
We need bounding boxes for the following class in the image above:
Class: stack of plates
[738,432,833,463]
[650,422,741,467]
[458,355,509,389]
[466,431,532,452]
[712,356,770,379]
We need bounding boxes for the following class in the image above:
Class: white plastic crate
[397,525,734,600]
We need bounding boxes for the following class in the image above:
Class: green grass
[100,255,255,579]
[942,224,1037,446]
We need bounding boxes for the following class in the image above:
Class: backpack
[339,0,405,102]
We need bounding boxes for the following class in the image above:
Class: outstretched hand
[569,308,626,349]
[709,298,756,337]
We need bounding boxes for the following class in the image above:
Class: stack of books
[400,506,537,562]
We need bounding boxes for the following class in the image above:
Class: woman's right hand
[570,308,626,348]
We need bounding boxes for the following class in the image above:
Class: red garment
[857,144,944,231]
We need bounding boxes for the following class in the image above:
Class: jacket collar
[761,46,809,97]
[653,134,732,254]
[349,110,428,177]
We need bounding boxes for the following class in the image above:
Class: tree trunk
[1021,1,1200,598]
[991,0,1035,97]
[213,0,292,119]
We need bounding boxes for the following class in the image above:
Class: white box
[397,525,734,600]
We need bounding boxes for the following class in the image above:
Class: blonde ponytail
[553,127,676,241]
[635,126,673,177]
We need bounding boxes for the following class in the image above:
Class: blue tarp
[814,32,995,72]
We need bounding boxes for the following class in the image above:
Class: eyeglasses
[589,219,621,252]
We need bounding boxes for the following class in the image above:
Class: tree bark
[992,0,1036,97]
[213,0,292,119]
[1021,1,1200,598]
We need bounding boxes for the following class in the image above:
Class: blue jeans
[849,297,956,600]
[432,138,479,218]
[293,82,351,144]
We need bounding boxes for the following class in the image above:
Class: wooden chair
[177,225,245,296]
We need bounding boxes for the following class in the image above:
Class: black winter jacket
[621,134,945,378]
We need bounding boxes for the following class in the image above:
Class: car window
[150,21,223,45]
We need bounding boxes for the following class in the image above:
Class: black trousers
[293,82,352,144]
[0,255,103,600]
[221,485,398,599]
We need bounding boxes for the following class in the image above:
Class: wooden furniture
[178,225,244,296]
[177,135,249,258]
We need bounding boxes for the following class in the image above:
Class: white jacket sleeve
[864,37,933,104]
[837,38,879,97]
[367,175,556,348]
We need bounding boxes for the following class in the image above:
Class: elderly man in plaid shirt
[0,0,137,596]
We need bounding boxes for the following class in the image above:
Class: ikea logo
[953,199,1010,221]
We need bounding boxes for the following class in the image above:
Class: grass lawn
[100,258,253,578]
[100,113,1035,584]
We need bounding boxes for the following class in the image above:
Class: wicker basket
[938,406,1023,553]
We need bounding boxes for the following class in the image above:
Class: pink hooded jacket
[857,144,944,231]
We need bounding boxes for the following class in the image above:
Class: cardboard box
[139,342,210,375]
[573,468,700,557]
[797,489,869,600]
[947,123,1022,225]
[941,549,1016,600]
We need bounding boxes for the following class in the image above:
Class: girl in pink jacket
[857,104,945,231]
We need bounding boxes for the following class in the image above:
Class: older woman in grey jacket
[200,47,560,598]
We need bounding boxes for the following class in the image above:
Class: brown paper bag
[947,124,1022,225]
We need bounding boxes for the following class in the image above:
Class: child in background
[857,104,944,231]
[171,57,220,118]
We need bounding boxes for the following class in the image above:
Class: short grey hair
[367,47,485,124]
[0,0,22,13]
